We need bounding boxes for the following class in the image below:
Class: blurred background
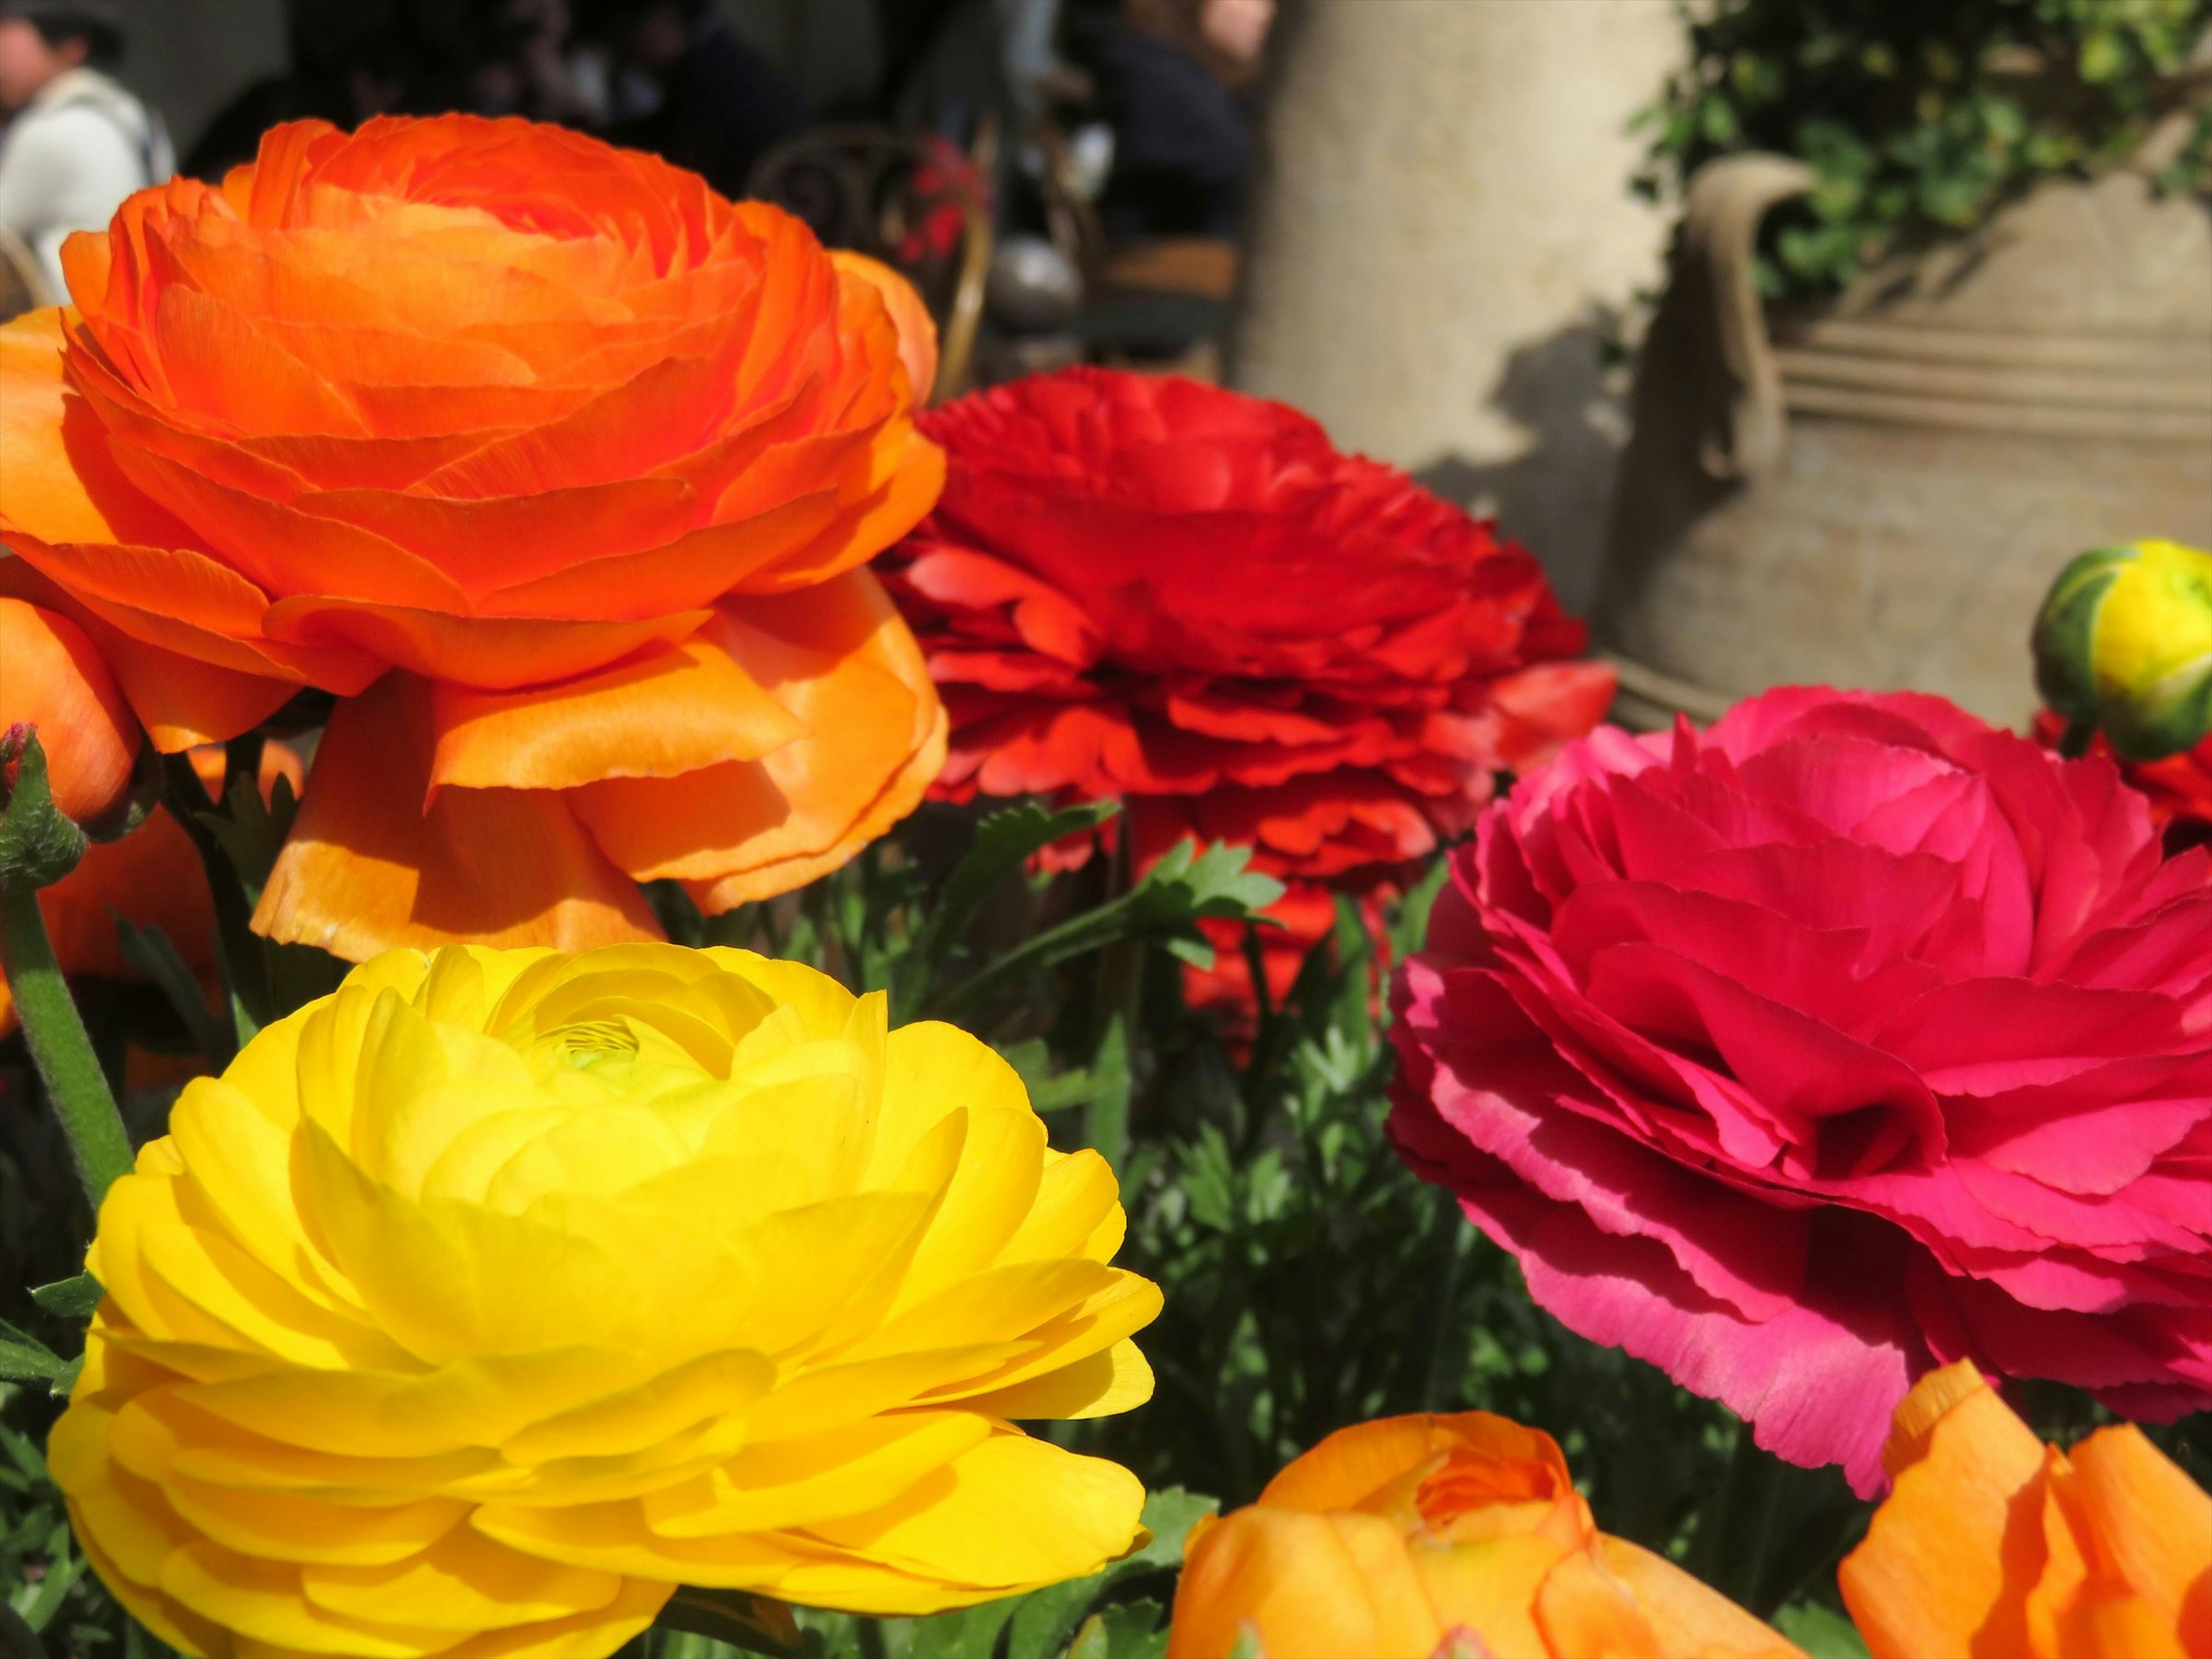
[1,0,2207,726]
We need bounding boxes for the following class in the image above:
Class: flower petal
[253,673,664,961]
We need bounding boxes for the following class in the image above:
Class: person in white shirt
[0,0,172,302]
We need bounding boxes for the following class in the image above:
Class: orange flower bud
[1839,1361,2212,1658]
[1166,1414,1802,1659]
[0,596,140,826]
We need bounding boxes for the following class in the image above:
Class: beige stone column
[1230,0,1684,608]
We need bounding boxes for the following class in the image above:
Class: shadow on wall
[1411,307,1633,618]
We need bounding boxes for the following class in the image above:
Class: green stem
[1082,834,1142,1173]
[0,878,132,1210]
[1416,1189,1474,1411]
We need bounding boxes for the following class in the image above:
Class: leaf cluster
[1635,0,2212,297]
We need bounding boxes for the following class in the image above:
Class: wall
[120,0,289,162]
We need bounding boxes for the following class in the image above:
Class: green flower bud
[2033,539,2212,762]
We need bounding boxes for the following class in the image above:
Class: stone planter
[1597,153,2212,728]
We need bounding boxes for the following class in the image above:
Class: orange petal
[676,698,941,909]
[1165,1508,1441,1659]
[260,596,712,692]
[4,530,376,694]
[37,807,215,982]
[0,596,140,823]
[1259,1413,1573,1517]
[479,491,847,622]
[1594,1537,1805,1658]
[0,309,203,549]
[1839,1361,2053,1659]
[831,251,941,406]
[100,437,476,611]
[253,673,664,961]
[1529,1546,1666,1659]
[2065,1426,2212,1634]
[288,476,700,597]
[0,554,296,751]
[569,570,944,897]
[730,424,946,596]
[426,615,804,794]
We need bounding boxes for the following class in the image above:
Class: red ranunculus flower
[1389,687,2212,1495]
[882,368,1615,1014]
[2035,710,2212,857]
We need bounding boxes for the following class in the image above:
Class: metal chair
[746,121,998,402]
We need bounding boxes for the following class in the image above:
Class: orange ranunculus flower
[1166,1414,1802,1659]
[0,594,140,827]
[1839,1360,2212,1658]
[0,115,947,961]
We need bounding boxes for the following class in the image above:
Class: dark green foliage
[1637,0,2212,296]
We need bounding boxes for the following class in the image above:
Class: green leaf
[28,1274,101,1320]
[1121,1488,1218,1573]
[115,919,236,1071]
[928,839,1280,1020]
[653,1587,804,1657]
[1773,1601,1872,1659]
[895,800,1119,1013]
[0,732,85,891]
[48,1354,83,1399]
[1066,1601,1167,1659]
[0,1319,62,1384]
[910,1598,1020,1658]
[0,1602,50,1659]
[999,1039,1123,1116]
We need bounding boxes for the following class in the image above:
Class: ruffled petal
[253,673,664,960]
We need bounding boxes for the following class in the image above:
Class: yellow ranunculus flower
[51,944,1159,1658]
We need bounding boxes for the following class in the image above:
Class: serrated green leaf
[929,839,1280,1021]
[28,1274,101,1321]
[896,800,1119,1013]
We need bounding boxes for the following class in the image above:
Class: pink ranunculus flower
[1388,687,2212,1495]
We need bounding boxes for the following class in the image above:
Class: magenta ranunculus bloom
[1388,686,2212,1494]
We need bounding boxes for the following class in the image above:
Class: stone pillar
[1230,0,1683,609]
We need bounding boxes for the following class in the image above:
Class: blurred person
[471,0,609,127]
[183,27,411,181]
[0,0,171,298]
[1069,0,1271,238]
[607,0,806,197]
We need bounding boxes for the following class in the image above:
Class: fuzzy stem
[0,878,132,1210]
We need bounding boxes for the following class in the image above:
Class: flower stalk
[0,729,132,1211]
